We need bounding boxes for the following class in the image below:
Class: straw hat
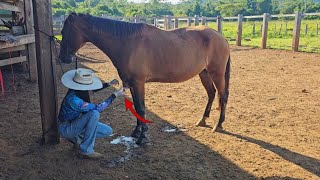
[61,68,103,91]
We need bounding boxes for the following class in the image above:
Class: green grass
[206,19,320,53]
[55,35,62,40]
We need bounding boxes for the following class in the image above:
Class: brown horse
[59,13,231,145]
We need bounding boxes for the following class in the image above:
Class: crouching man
[58,68,125,159]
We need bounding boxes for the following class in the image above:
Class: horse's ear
[67,12,77,23]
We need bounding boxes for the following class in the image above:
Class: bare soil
[0,44,319,180]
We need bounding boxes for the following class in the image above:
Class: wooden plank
[236,14,243,46]
[206,17,217,20]
[32,0,59,144]
[0,2,21,12]
[292,12,302,52]
[24,0,37,82]
[0,56,26,66]
[217,15,223,33]
[0,44,25,53]
[224,16,238,20]
[194,15,199,26]
[261,13,269,49]
[304,12,320,16]
[244,15,264,19]
[0,34,35,49]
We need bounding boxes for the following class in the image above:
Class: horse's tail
[224,56,231,100]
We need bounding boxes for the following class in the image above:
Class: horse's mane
[72,13,144,38]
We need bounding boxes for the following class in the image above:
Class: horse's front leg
[129,81,148,145]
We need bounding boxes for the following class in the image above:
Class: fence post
[285,23,288,35]
[134,15,140,23]
[279,24,282,35]
[24,0,37,81]
[237,14,243,46]
[154,18,157,27]
[292,12,303,52]
[217,15,223,33]
[252,23,256,36]
[195,15,199,26]
[305,24,308,36]
[187,17,191,26]
[174,17,179,29]
[317,24,319,36]
[202,16,207,26]
[261,13,269,49]
[164,15,172,30]
[168,15,172,29]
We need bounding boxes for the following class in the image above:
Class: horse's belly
[147,66,204,83]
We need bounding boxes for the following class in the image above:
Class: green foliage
[52,0,320,17]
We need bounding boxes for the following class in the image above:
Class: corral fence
[53,12,320,52]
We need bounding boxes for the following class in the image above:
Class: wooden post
[187,17,191,26]
[285,23,288,35]
[153,18,157,27]
[165,15,172,30]
[32,0,59,144]
[252,23,256,36]
[260,24,263,35]
[15,1,29,73]
[174,17,178,29]
[201,16,206,26]
[24,0,37,82]
[292,12,302,52]
[194,15,199,26]
[305,24,308,36]
[217,15,223,33]
[261,13,269,49]
[134,15,140,23]
[279,24,282,35]
[236,14,243,46]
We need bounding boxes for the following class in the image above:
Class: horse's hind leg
[196,69,216,127]
[208,58,230,132]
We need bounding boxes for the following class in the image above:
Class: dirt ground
[0,44,319,180]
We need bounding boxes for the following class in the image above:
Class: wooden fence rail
[53,12,320,52]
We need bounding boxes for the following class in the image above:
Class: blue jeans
[58,110,112,155]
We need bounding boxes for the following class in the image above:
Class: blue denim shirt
[58,90,115,122]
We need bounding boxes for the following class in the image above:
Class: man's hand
[109,79,119,86]
[113,87,126,97]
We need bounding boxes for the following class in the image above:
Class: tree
[193,0,201,15]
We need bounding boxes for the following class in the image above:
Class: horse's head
[59,13,86,64]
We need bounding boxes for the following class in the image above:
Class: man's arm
[92,79,119,93]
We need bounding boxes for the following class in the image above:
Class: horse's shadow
[221,130,320,177]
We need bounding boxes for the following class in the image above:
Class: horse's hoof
[196,121,206,127]
[136,136,150,145]
[196,117,208,127]
[212,125,224,132]
[131,130,141,138]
